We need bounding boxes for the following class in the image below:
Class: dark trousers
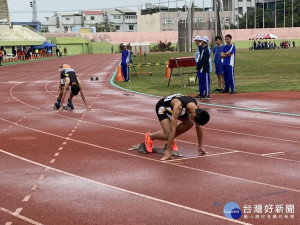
[223,65,235,92]
[121,63,129,81]
[197,71,210,97]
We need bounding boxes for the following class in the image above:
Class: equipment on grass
[188,75,196,85]
[128,143,184,157]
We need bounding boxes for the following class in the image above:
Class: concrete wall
[75,27,300,44]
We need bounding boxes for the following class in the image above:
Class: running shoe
[172,139,178,151]
[145,132,153,153]
[67,98,74,109]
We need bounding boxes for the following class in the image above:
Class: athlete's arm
[195,124,206,155]
[58,77,70,112]
[77,78,91,111]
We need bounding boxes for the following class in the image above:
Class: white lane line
[170,151,239,162]
[13,208,23,215]
[5,222,12,225]
[44,167,49,172]
[261,152,285,156]
[0,151,252,225]
[49,159,56,164]
[62,142,67,145]
[3,89,300,166]
[22,195,31,202]
[31,184,38,191]
[58,147,63,151]
[0,118,299,191]
[68,133,72,136]
[0,207,43,225]
[9,125,13,128]
[54,153,60,157]
[71,129,75,133]
[3,129,7,132]
[39,175,44,180]
[74,126,78,129]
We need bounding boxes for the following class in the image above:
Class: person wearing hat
[194,36,202,62]
[196,36,212,99]
[121,43,131,82]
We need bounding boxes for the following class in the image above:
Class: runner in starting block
[144,93,210,161]
[54,64,91,111]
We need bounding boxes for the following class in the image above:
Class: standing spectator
[213,36,224,92]
[120,43,131,82]
[196,36,211,99]
[292,41,296,48]
[0,48,3,66]
[111,46,114,54]
[253,41,257,50]
[56,48,60,57]
[220,34,236,94]
[194,35,202,96]
[64,47,68,55]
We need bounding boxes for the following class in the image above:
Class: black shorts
[155,99,188,121]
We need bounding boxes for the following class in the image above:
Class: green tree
[238,0,300,28]
[95,22,116,32]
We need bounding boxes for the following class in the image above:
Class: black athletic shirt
[157,93,197,118]
[60,68,78,86]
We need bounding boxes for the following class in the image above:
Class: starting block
[128,143,184,157]
[63,106,73,111]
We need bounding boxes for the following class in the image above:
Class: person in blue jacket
[121,43,131,82]
[220,34,236,94]
[196,36,212,99]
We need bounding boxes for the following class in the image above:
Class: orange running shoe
[145,132,153,152]
[172,139,178,151]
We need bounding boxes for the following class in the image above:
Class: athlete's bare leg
[149,116,194,141]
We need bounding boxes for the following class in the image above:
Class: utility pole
[262,0,264,29]
[292,0,294,27]
[275,0,276,28]
[284,0,285,28]
[30,0,37,22]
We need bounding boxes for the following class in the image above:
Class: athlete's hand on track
[57,107,63,112]
[198,146,206,156]
[86,106,91,111]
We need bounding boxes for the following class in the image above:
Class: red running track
[0,54,299,225]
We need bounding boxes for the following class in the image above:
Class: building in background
[105,8,137,32]
[0,0,11,26]
[42,11,104,33]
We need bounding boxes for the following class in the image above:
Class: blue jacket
[196,45,211,73]
[121,49,131,65]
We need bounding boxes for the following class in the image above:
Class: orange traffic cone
[165,66,171,79]
[115,65,124,82]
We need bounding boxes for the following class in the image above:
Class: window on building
[225,17,230,23]
[162,18,173,25]
[238,0,243,2]
[64,26,68,32]
[83,16,86,20]
[125,15,137,20]
[129,25,134,30]
[66,18,70,21]
[210,17,215,23]
[247,7,251,12]
[91,16,95,20]
[239,7,243,15]
[115,25,120,30]
[114,15,121,20]
[194,17,204,23]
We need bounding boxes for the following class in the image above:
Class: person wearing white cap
[121,43,131,82]
[194,36,202,63]
[196,36,212,99]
